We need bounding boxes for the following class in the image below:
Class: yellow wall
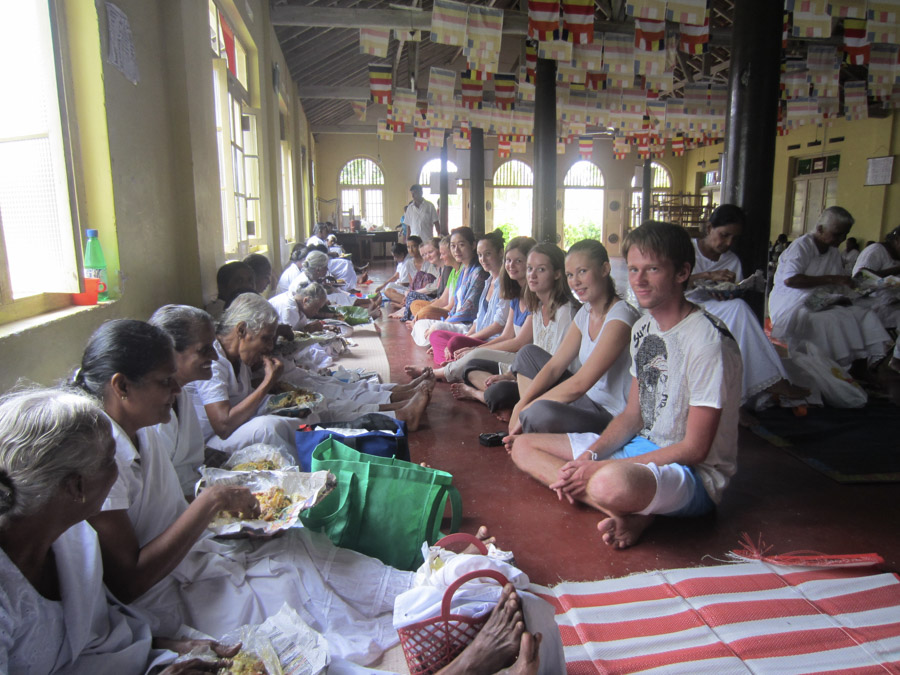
[0,0,310,393]
[681,114,900,246]
[313,131,683,239]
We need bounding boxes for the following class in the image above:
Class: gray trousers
[489,344,614,434]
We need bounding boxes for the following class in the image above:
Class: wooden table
[335,231,399,266]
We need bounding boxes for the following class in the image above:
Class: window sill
[0,300,116,341]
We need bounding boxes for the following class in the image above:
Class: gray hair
[302,251,329,274]
[818,206,854,230]
[0,388,112,527]
[216,292,278,337]
[149,305,213,352]
[293,281,327,303]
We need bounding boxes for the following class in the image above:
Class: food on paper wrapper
[218,650,268,675]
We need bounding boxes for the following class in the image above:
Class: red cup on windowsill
[72,278,107,306]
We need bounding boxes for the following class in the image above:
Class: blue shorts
[567,433,716,517]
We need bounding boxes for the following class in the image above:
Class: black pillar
[641,159,652,224]
[440,132,449,235]
[469,128,485,236]
[723,0,783,277]
[533,58,557,242]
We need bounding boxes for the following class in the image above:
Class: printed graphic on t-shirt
[635,333,668,431]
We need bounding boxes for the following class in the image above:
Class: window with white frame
[563,161,605,248]
[209,2,260,255]
[492,160,533,239]
[339,158,385,228]
[0,1,80,312]
[280,136,295,244]
[630,161,672,229]
[418,158,462,231]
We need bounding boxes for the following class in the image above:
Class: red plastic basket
[397,534,509,675]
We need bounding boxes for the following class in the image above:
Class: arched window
[418,158,463,231]
[339,157,385,228]
[629,161,672,229]
[492,160,533,239]
[563,161,605,248]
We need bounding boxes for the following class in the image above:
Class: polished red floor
[367,263,900,586]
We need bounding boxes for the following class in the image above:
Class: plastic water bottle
[400,214,407,240]
[83,229,109,301]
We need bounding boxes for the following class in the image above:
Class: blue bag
[295,414,409,470]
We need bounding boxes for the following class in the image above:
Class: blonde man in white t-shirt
[513,221,742,550]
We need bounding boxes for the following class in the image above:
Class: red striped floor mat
[531,561,900,674]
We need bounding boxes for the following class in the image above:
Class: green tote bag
[299,438,463,571]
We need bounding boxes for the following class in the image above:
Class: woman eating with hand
[76,319,423,664]
[0,387,238,674]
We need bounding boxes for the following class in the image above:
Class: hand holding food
[202,484,261,520]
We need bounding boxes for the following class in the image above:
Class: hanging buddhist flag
[578,135,593,159]
[368,64,393,104]
[666,0,708,25]
[497,136,511,158]
[538,39,573,62]
[431,0,468,46]
[558,60,587,83]
[867,12,900,44]
[359,27,390,57]
[465,5,504,73]
[377,119,394,140]
[783,12,791,48]
[518,66,537,101]
[351,100,368,121]
[818,95,840,125]
[494,73,517,110]
[613,135,630,159]
[829,0,866,18]
[528,0,560,41]
[868,0,900,23]
[428,67,457,103]
[626,0,666,20]
[525,39,539,83]
[792,0,832,37]
[414,116,430,151]
[671,133,685,156]
[386,104,406,132]
[843,80,869,119]
[679,16,710,54]
[393,88,417,125]
[868,43,900,99]
[460,70,484,109]
[510,136,528,154]
[807,45,840,97]
[556,137,567,154]
[780,60,809,99]
[562,0,594,44]
[843,18,870,64]
[602,33,635,88]
[634,18,665,50]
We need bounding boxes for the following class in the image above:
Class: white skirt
[411,319,470,347]
[773,303,890,366]
[698,298,785,401]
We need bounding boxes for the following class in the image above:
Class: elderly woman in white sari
[76,319,419,664]
[0,388,236,674]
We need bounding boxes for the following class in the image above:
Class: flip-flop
[478,431,505,447]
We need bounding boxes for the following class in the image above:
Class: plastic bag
[788,342,867,408]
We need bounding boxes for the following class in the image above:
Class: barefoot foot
[596,514,655,550]
[438,584,524,675]
[493,410,511,423]
[395,389,430,431]
[459,525,497,553]
[404,365,426,379]
[450,382,485,403]
[508,632,542,675]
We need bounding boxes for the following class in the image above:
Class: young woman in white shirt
[504,239,640,436]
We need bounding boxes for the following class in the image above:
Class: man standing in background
[404,183,440,240]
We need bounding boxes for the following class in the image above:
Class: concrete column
[440,132,449,235]
[641,159,652,224]
[469,128,485,236]
[533,58,557,242]
[722,0,783,277]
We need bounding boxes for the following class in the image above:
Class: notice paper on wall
[106,3,140,85]
[865,155,894,186]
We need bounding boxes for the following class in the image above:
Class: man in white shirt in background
[768,206,890,368]
[404,183,440,240]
